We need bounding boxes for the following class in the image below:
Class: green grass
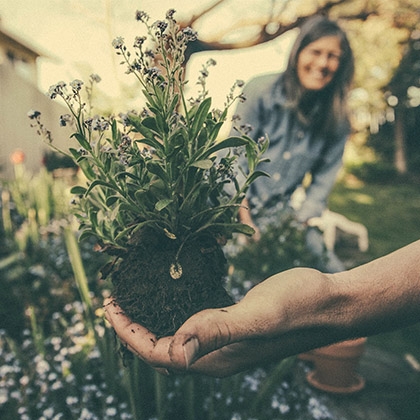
[329,176,420,419]
[330,178,420,259]
[329,175,420,365]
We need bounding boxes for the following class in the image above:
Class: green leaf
[246,142,258,172]
[190,97,211,139]
[190,159,213,170]
[142,89,159,110]
[154,112,167,136]
[115,220,156,241]
[85,179,118,195]
[155,198,173,212]
[106,195,119,206]
[228,223,256,236]
[110,119,120,147]
[126,114,142,130]
[142,117,160,133]
[78,230,96,242]
[196,127,209,150]
[146,160,169,183]
[89,210,98,228]
[206,136,248,157]
[77,159,96,181]
[115,171,141,182]
[69,148,81,160]
[71,132,91,151]
[244,170,270,186]
[70,186,87,195]
[135,138,163,152]
[208,121,224,142]
[168,93,179,115]
[208,222,254,236]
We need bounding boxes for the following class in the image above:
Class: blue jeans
[252,202,346,273]
[305,226,345,273]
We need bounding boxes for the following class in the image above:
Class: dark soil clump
[111,229,234,337]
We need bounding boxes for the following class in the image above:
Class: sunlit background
[0,0,295,109]
[1,3,420,419]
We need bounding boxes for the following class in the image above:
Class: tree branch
[182,0,375,61]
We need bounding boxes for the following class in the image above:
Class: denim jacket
[231,72,349,222]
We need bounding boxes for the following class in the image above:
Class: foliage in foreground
[228,209,320,292]
[30,10,269,280]
[0,160,340,419]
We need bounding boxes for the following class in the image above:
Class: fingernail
[183,337,199,368]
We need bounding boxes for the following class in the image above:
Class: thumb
[169,305,241,369]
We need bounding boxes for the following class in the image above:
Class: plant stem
[26,305,45,356]
[63,226,95,334]
[154,370,168,420]
[251,357,296,415]
[1,189,13,236]
[125,357,145,420]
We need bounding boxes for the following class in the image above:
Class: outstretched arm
[105,240,420,377]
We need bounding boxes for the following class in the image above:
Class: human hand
[238,199,261,242]
[105,240,420,377]
[104,268,322,377]
[103,298,177,375]
[103,296,286,377]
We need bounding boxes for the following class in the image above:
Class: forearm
[170,241,420,376]
[275,240,420,344]
[329,240,420,336]
[238,198,253,224]
[236,240,420,347]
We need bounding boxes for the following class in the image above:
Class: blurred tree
[385,25,420,174]
[67,0,419,173]
[176,0,420,173]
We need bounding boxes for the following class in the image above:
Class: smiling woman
[296,35,342,90]
[232,15,355,274]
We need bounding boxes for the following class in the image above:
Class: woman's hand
[238,198,261,241]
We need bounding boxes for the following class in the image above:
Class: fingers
[102,296,274,376]
[103,297,237,373]
[103,298,173,368]
[182,336,200,368]
[168,305,245,369]
[171,336,289,377]
[167,282,290,371]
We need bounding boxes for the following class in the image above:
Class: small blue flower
[165,9,176,20]
[112,37,125,49]
[135,10,149,22]
[27,109,41,120]
[182,27,198,42]
[154,20,168,35]
[90,74,101,83]
[70,79,84,92]
[59,114,72,127]
[133,36,146,48]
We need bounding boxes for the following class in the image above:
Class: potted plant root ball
[31,9,268,339]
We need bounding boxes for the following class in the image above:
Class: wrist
[278,269,352,336]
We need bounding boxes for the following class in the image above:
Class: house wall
[0,24,40,85]
[0,61,72,179]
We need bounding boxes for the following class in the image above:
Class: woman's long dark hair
[283,15,355,138]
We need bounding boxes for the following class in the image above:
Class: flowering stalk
[31,10,269,272]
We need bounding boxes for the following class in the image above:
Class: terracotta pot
[302,337,367,394]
